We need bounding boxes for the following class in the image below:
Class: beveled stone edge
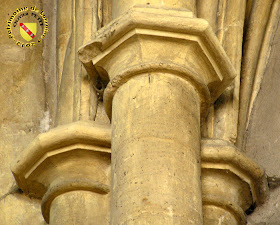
[11,121,111,195]
[201,138,269,207]
[78,6,236,102]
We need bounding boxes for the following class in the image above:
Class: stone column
[78,0,236,223]
[111,73,202,224]
[196,2,269,224]
[12,121,111,225]
[49,191,104,225]
[112,0,197,19]
[12,0,112,224]
[56,0,101,125]
[201,139,268,225]
[43,178,110,225]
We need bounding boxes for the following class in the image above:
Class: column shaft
[203,206,238,225]
[112,0,196,19]
[111,73,203,224]
[50,191,109,225]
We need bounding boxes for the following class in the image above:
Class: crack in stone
[0,185,22,202]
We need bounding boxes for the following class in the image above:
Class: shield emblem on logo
[20,23,37,41]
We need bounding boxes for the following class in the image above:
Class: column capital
[201,139,269,224]
[78,7,236,119]
[11,121,111,223]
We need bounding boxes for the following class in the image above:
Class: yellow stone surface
[111,74,202,224]
[12,121,111,223]
[1,0,277,224]
[78,3,236,224]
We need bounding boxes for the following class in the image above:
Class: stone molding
[78,6,236,119]
[41,178,109,223]
[201,139,269,224]
[77,5,238,224]
[11,121,111,223]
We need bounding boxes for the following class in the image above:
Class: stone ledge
[201,138,269,222]
[78,6,236,119]
[11,121,111,199]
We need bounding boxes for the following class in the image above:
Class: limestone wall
[0,0,56,224]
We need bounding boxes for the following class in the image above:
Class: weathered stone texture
[246,16,280,225]
[0,0,55,224]
[0,0,279,224]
